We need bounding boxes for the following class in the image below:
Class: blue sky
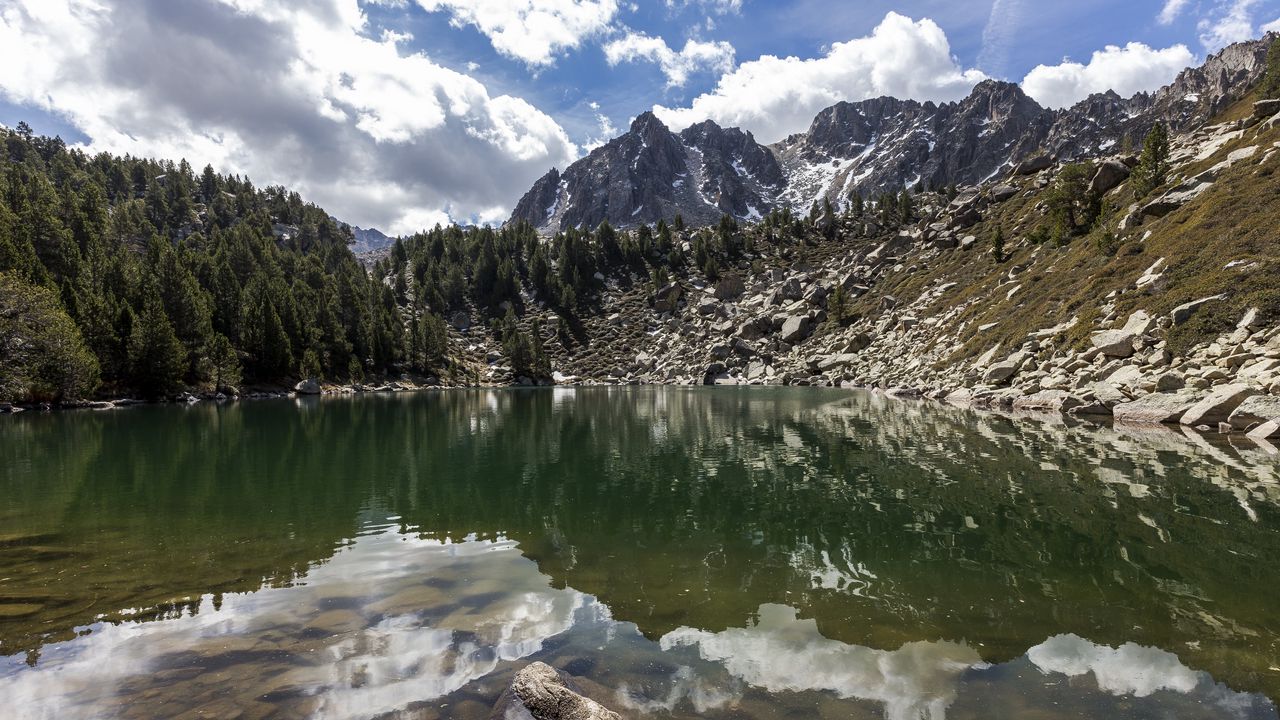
[1,0,1277,233]
[349,0,1280,148]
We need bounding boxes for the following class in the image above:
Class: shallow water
[1,387,1278,719]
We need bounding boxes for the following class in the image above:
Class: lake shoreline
[6,379,1276,456]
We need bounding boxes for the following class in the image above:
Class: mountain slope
[510,36,1275,236]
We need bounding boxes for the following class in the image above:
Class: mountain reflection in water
[0,387,1278,718]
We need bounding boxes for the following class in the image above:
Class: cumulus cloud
[1158,0,1191,25]
[653,12,987,144]
[1264,17,1280,33]
[0,0,577,234]
[413,0,618,67]
[1198,0,1262,51]
[603,31,735,87]
[1021,42,1195,109]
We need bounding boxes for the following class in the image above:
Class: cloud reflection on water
[661,604,985,720]
[0,523,1276,720]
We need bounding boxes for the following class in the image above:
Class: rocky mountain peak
[961,80,1041,118]
[628,110,672,145]
[509,36,1275,235]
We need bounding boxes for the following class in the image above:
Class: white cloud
[603,31,735,87]
[413,0,618,67]
[1158,0,1191,25]
[1264,17,1280,33]
[0,0,577,235]
[661,604,986,720]
[978,0,1028,77]
[582,102,619,152]
[653,12,987,144]
[1198,0,1262,51]
[1027,634,1201,698]
[1021,42,1195,109]
[664,0,741,13]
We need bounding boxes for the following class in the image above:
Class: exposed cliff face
[509,36,1275,236]
[509,112,783,234]
[774,81,1054,211]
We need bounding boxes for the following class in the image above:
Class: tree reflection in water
[1,388,1278,718]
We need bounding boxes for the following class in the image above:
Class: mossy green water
[1,388,1278,719]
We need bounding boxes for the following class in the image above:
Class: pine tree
[827,283,852,328]
[128,288,187,399]
[417,311,448,373]
[500,308,548,380]
[1132,123,1170,198]
[0,272,100,402]
[241,280,293,379]
[992,226,1006,262]
[208,332,241,392]
[1262,37,1280,99]
[299,348,322,379]
[1044,163,1097,238]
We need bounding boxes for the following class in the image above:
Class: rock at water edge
[509,662,621,720]
[1180,384,1255,427]
[1113,391,1201,425]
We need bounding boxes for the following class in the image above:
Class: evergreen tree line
[0,124,400,401]
[379,215,697,378]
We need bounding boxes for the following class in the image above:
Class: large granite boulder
[1228,395,1280,431]
[714,274,745,300]
[1012,155,1053,176]
[1170,295,1225,325]
[1248,419,1280,440]
[780,315,813,344]
[1113,391,1201,424]
[1254,99,1280,118]
[1180,384,1255,426]
[653,283,683,313]
[1088,160,1131,196]
[1012,390,1085,414]
[1090,311,1153,358]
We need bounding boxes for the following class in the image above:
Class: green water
[1,388,1279,719]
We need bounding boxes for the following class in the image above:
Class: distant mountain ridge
[510,36,1275,235]
[346,224,394,254]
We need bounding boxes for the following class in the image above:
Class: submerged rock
[503,662,621,720]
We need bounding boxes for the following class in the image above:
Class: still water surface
[1,388,1279,719]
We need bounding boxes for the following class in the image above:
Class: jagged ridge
[510,36,1274,235]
